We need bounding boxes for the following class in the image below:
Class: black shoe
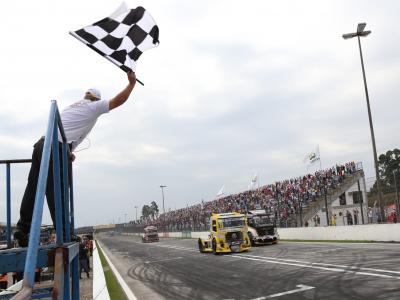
[14,230,29,247]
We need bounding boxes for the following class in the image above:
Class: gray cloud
[1,0,399,226]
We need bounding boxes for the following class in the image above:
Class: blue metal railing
[0,159,31,249]
[0,101,79,299]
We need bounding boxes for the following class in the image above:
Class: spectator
[14,72,137,247]
[79,242,90,279]
[138,162,359,231]
[346,210,353,225]
[331,213,337,226]
[12,272,20,284]
[353,209,359,225]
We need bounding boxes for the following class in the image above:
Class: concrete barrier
[277,224,400,242]
[159,224,400,242]
[190,231,209,239]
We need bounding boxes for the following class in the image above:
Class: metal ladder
[0,101,80,299]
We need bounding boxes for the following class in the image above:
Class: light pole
[160,185,167,229]
[343,23,385,222]
[134,205,138,223]
[124,213,127,224]
[324,186,330,226]
[393,170,400,218]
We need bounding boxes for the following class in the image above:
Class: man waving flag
[70,2,159,76]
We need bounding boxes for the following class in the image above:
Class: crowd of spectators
[141,162,358,231]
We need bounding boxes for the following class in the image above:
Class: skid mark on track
[145,257,183,264]
[140,241,400,280]
[231,254,400,280]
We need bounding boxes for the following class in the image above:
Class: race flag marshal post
[70,2,160,86]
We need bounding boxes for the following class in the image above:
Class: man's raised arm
[109,71,137,111]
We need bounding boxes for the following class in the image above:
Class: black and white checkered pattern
[70,4,159,72]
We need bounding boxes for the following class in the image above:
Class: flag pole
[318,144,322,171]
[135,78,144,86]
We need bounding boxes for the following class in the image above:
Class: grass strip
[95,241,128,300]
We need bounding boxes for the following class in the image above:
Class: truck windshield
[220,217,245,228]
[249,215,273,226]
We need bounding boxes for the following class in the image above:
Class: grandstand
[127,161,368,232]
[300,168,367,226]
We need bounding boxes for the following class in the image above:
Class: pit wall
[153,224,400,242]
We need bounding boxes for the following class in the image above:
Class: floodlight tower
[160,185,167,228]
[343,23,384,222]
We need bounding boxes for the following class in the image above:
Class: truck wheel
[248,232,255,246]
[212,239,218,255]
[198,239,205,253]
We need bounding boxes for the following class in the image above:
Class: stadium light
[343,23,385,222]
[160,185,167,229]
[357,23,366,33]
[134,205,138,222]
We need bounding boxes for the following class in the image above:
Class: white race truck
[246,210,278,246]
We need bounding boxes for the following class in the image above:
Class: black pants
[0,280,7,290]
[17,138,72,235]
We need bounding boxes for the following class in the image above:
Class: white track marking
[312,248,345,253]
[233,255,345,272]
[354,272,399,279]
[131,240,196,252]
[251,284,315,299]
[310,262,400,275]
[146,243,196,252]
[232,254,400,280]
[122,238,400,280]
[156,245,196,252]
[145,257,183,264]
[239,254,400,275]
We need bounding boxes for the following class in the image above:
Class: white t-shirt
[60,99,109,151]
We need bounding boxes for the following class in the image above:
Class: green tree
[369,148,400,195]
[150,201,159,219]
[142,205,152,221]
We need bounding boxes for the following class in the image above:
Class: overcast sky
[1,0,399,227]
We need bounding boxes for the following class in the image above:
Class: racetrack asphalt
[96,232,400,300]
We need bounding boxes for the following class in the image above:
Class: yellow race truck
[198,212,251,254]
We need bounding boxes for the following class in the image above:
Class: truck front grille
[226,231,243,243]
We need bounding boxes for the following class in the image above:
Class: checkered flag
[70,2,159,75]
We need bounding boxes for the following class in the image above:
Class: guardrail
[0,159,32,249]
